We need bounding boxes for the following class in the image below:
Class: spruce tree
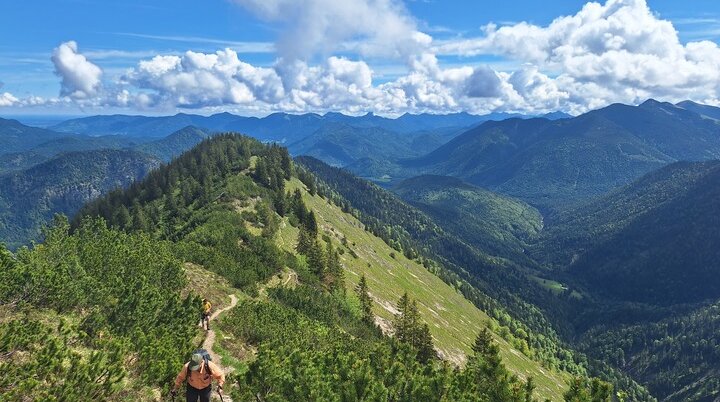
[296,226,314,255]
[280,151,292,179]
[466,326,518,402]
[306,238,326,277]
[394,292,411,342]
[324,242,344,292]
[253,158,270,187]
[406,300,421,345]
[290,189,306,221]
[415,323,436,363]
[305,211,319,236]
[525,377,536,402]
[112,205,131,230]
[356,275,374,326]
[131,206,149,232]
[392,293,435,362]
[564,378,591,402]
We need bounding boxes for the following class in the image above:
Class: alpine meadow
[2,0,720,401]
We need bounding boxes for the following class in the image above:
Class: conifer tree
[253,158,270,187]
[466,326,521,402]
[296,225,314,255]
[393,293,435,362]
[131,205,149,232]
[112,205,131,230]
[324,241,344,292]
[356,275,374,326]
[589,378,613,402]
[306,239,326,277]
[280,151,292,179]
[563,377,613,402]
[394,292,411,342]
[525,377,536,402]
[415,323,435,363]
[564,378,591,402]
[305,211,319,236]
[405,300,421,345]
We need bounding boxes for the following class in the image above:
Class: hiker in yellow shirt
[201,298,212,331]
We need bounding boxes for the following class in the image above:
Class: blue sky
[3,0,720,116]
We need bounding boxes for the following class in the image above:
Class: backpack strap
[204,355,212,377]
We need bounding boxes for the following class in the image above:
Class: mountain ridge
[399,99,720,209]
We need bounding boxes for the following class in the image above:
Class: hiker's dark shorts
[186,384,211,402]
[201,312,209,321]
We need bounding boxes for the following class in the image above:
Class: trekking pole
[217,388,225,402]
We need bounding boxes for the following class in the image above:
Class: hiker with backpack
[201,298,212,331]
[171,349,225,402]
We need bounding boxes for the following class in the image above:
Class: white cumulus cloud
[123,48,283,108]
[229,0,427,61]
[51,41,103,100]
[435,0,720,112]
[0,91,19,107]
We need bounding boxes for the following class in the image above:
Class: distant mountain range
[287,123,464,167]
[2,99,719,248]
[0,117,89,155]
[49,110,569,141]
[398,100,720,209]
[0,120,209,173]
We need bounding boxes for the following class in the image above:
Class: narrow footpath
[202,294,239,402]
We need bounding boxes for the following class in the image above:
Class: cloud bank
[6,0,720,116]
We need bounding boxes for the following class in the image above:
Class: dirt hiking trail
[202,294,239,401]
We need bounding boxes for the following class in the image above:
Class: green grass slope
[276,177,569,400]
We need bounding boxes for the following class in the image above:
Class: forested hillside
[277,176,571,399]
[536,161,720,306]
[0,149,160,249]
[0,117,71,154]
[0,134,139,173]
[504,160,720,401]
[1,134,617,401]
[579,302,720,401]
[394,175,543,263]
[287,123,451,167]
[135,126,209,162]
